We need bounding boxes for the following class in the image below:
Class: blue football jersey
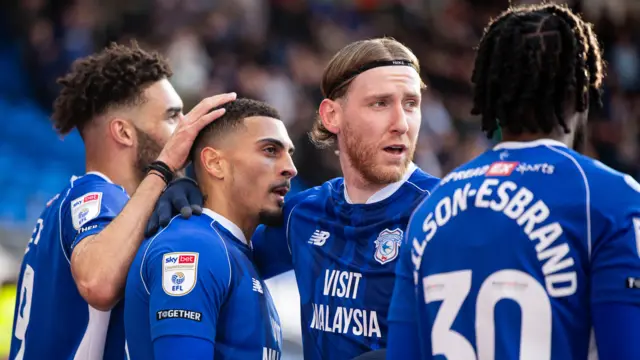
[125,209,282,360]
[404,139,640,359]
[10,172,128,360]
[253,163,440,359]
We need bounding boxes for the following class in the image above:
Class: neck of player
[203,194,257,244]
[85,156,141,196]
[339,153,389,204]
[499,111,585,149]
[500,129,573,148]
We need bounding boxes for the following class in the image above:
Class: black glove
[145,177,203,237]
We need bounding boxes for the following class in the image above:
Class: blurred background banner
[1,0,639,358]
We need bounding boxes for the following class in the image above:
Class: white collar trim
[201,208,248,245]
[85,171,114,183]
[344,162,418,204]
[493,139,568,150]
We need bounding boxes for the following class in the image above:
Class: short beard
[134,127,163,181]
[342,120,413,184]
[258,209,284,226]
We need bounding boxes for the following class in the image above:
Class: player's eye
[168,112,181,123]
[263,146,277,156]
[404,100,419,110]
[371,100,387,108]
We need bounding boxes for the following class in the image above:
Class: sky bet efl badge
[70,192,102,230]
[162,252,199,296]
[374,228,403,265]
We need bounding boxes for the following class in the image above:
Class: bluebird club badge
[374,228,403,265]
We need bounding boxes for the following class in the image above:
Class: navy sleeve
[252,191,309,279]
[589,173,640,359]
[387,216,423,359]
[153,335,214,359]
[252,224,292,279]
[386,322,421,360]
[61,181,129,254]
[143,227,231,342]
[590,174,640,306]
[592,303,640,360]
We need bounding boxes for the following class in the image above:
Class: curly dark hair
[470,3,604,139]
[51,41,172,135]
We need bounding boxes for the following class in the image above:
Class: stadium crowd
[0,0,640,358]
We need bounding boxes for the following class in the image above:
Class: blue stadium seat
[0,97,83,227]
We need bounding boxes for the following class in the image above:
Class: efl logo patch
[486,161,519,177]
[162,252,198,296]
[70,192,103,230]
[374,228,403,265]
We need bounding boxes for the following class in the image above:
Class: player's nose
[389,103,409,134]
[280,153,297,179]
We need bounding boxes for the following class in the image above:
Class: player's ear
[318,98,341,136]
[109,118,135,147]
[200,147,225,180]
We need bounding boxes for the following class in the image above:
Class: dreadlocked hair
[52,40,172,136]
[470,3,604,138]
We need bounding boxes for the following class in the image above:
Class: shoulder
[143,216,233,268]
[581,159,640,213]
[282,180,337,216]
[543,150,640,206]
[67,173,128,201]
[286,180,336,205]
[142,216,233,290]
[404,165,441,195]
[64,174,127,224]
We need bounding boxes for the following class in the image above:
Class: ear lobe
[109,118,135,147]
[201,147,225,180]
[318,99,340,135]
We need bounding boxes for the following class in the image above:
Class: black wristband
[146,160,175,184]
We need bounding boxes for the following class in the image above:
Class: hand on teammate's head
[156,92,237,171]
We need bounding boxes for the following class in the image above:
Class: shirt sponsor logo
[486,161,519,176]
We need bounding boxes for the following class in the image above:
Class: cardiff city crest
[374,228,403,265]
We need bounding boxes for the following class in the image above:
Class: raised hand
[157,92,237,171]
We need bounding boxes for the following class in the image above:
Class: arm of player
[70,93,236,311]
[252,190,310,279]
[153,336,213,360]
[145,242,231,356]
[591,177,640,360]
[252,224,294,279]
[386,232,423,359]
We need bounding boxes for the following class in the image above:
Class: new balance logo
[308,230,330,246]
[252,278,263,294]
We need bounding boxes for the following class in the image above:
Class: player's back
[280,164,439,359]
[10,173,126,360]
[411,139,640,359]
[125,210,282,359]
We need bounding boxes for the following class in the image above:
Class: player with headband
[145,37,440,359]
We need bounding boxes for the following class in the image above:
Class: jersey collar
[493,138,568,150]
[201,208,248,246]
[85,171,114,183]
[344,162,418,204]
